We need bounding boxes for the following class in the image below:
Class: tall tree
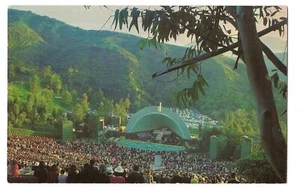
[61,87,73,105]
[50,73,63,94]
[80,93,89,112]
[235,7,286,182]
[72,103,86,123]
[29,74,40,93]
[224,109,257,136]
[111,6,287,182]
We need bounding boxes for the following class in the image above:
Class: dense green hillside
[7,8,287,125]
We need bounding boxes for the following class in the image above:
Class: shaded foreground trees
[109,6,287,182]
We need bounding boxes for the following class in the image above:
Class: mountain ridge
[7,9,287,121]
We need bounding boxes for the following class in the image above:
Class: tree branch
[152,19,287,78]
[260,41,287,76]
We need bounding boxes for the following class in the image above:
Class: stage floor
[117,139,186,152]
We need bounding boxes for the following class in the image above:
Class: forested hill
[7,9,286,123]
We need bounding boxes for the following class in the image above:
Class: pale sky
[9,5,288,50]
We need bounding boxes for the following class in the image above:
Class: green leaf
[280,17,287,21]
[112,9,120,30]
[198,82,205,95]
[198,74,209,87]
[263,17,267,26]
[144,10,154,32]
[129,8,140,32]
[278,81,287,99]
[271,72,279,88]
[119,8,126,30]
[192,81,199,100]
[187,66,191,79]
[279,26,283,36]
[201,76,209,87]
[117,7,129,30]
[124,8,129,26]
[259,7,263,18]
[264,6,270,16]
[137,39,148,50]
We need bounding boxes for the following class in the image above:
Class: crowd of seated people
[7,134,242,183]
